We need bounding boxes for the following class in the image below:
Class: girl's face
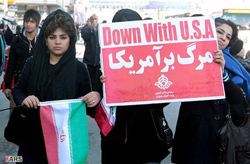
[216,24,233,50]
[46,27,70,58]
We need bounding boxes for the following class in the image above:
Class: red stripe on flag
[94,103,114,136]
[40,105,59,164]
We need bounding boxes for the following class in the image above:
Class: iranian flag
[94,99,116,136]
[39,99,89,164]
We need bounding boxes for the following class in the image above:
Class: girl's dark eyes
[48,36,68,40]
[217,30,231,40]
[217,30,223,34]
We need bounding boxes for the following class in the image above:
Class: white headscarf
[7,18,17,34]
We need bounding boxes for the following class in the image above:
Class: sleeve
[238,60,250,73]
[224,78,244,105]
[12,57,33,106]
[148,103,169,109]
[76,61,92,97]
[0,38,2,71]
[4,36,18,89]
[76,61,97,117]
[81,26,92,42]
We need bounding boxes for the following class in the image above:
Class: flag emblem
[60,130,66,143]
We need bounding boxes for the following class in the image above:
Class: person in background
[4,18,15,46]
[99,9,171,164]
[230,39,250,73]
[171,17,247,164]
[230,39,245,58]
[246,50,250,59]
[82,18,91,30]
[10,9,100,163]
[3,17,21,46]
[0,19,6,71]
[81,14,102,93]
[3,9,41,115]
[81,18,91,45]
[0,27,6,77]
[191,13,204,17]
[39,19,45,28]
[101,20,107,23]
[74,22,80,41]
[0,19,5,39]
[144,17,153,20]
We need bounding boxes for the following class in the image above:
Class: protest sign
[99,16,224,106]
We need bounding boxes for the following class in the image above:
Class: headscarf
[230,39,243,55]
[112,9,142,22]
[28,9,77,101]
[6,18,16,34]
[223,47,250,99]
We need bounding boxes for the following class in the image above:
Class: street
[0,40,180,164]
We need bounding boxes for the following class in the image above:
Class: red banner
[99,17,225,106]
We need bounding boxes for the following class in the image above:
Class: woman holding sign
[171,18,246,164]
[99,9,171,164]
[6,9,100,163]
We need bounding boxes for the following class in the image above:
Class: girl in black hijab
[100,9,170,164]
[11,9,100,163]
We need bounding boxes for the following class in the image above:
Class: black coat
[0,30,5,72]
[171,79,244,164]
[101,103,170,164]
[4,32,36,89]
[4,27,14,46]
[233,55,250,73]
[12,58,92,164]
[81,26,100,66]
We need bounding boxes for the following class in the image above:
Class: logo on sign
[155,74,173,90]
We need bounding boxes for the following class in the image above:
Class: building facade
[1,0,250,25]
[1,0,75,24]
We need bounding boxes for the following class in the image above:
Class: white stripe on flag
[51,103,71,164]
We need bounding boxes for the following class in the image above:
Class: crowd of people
[0,7,250,164]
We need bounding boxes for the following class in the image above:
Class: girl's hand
[100,75,106,83]
[21,95,40,109]
[81,91,101,107]
[4,89,12,100]
[213,49,225,73]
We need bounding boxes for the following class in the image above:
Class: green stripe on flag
[69,102,89,164]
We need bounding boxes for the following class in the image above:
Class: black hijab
[112,9,142,23]
[28,9,77,101]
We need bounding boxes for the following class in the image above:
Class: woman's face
[46,27,70,58]
[216,24,233,50]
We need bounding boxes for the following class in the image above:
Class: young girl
[171,18,245,164]
[99,9,171,164]
[10,9,100,163]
